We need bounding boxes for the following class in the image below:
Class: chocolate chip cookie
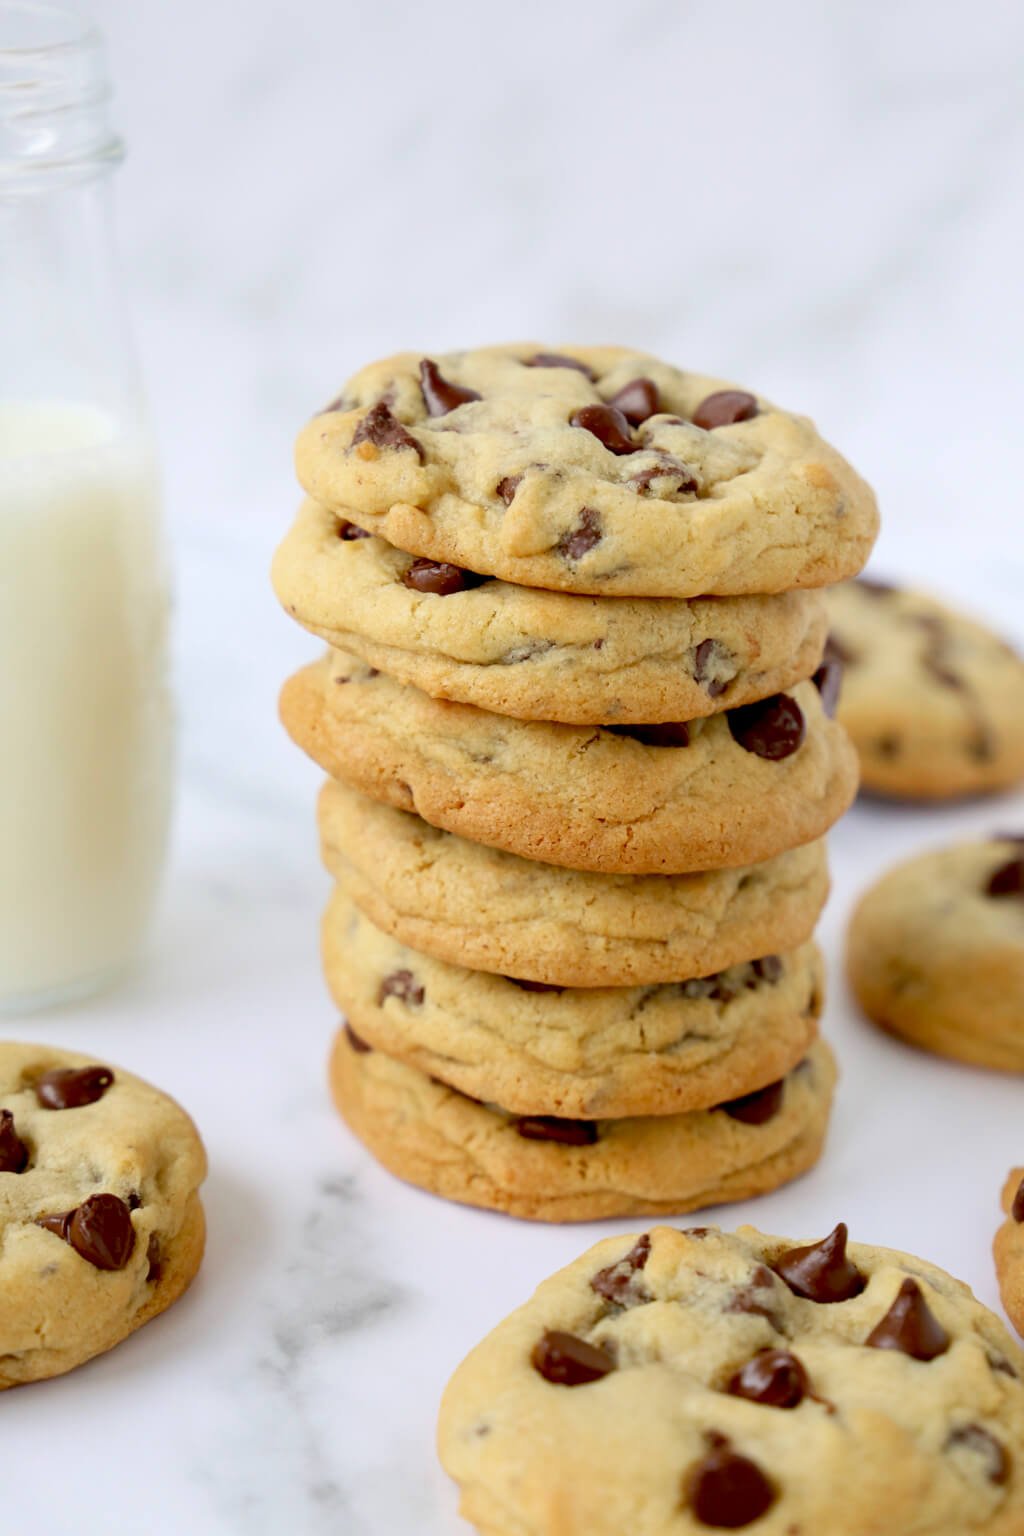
[323,886,824,1118]
[826,578,1024,799]
[295,345,878,598]
[0,1042,206,1387]
[847,836,1024,1072]
[318,780,830,987]
[280,652,858,875]
[439,1222,1024,1534]
[330,1028,835,1222]
[996,1170,1024,1339]
[273,499,829,723]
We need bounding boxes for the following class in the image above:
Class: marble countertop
[7,1,1024,1531]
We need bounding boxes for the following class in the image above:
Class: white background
[7,2,1024,1531]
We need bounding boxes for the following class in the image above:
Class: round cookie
[273,500,829,724]
[439,1222,1024,1536]
[318,780,830,987]
[0,1042,206,1388]
[847,836,1024,1072]
[323,887,824,1118]
[295,344,878,599]
[281,652,858,876]
[330,1028,835,1223]
[995,1169,1024,1339]
[826,578,1024,799]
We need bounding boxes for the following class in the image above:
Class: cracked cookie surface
[281,652,858,875]
[0,1042,206,1387]
[826,579,1024,800]
[323,887,823,1117]
[273,499,828,723]
[295,345,878,598]
[318,779,830,987]
[439,1222,1024,1535]
[995,1170,1024,1339]
[847,837,1024,1072]
[330,1029,835,1222]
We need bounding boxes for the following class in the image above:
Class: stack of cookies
[273,345,878,1222]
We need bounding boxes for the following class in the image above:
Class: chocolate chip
[146,1232,162,1283]
[720,1079,785,1126]
[525,352,595,380]
[0,1109,28,1173]
[351,401,424,461]
[38,1193,136,1271]
[728,1349,808,1409]
[606,377,659,425]
[345,1023,373,1054]
[608,721,691,747]
[693,390,759,431]
[813,656,843,718]
[946,1425,1009,1485]
[418,358,482,416]
[685,1438,776,1527]
[496,473,523,505]
[629,455,699,495]
[751,955,783,983]
[35,1065,114,1111]
[506,977,565,993]
[856,576,899,596]
[1013,1177,1024,1223]
[865,1277,950,1360]
[531,1329,615,1385]
[725,1266,781,1324]
[728,694,805,760]
[876,733,901,759]
[570,404,635,455]
[514,1116,598,1146]
[556,507,602,561]
[988,858,1024,898]
[772,1223,866,1303]
[401,558,485,595]
[591,1234,651,1304]
[322,393,350,413]
[126,1190,142,1211]
[377,969,424,1007]
[693,639,731,697]
[337,519,372,540]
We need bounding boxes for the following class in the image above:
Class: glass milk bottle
[0,4,173,1009]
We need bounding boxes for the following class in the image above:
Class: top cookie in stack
[274,343,877,1221]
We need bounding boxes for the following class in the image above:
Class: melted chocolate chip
[591,1234,651,1304]
[606,377,659,425]
[0,1109,28,1173]
[35,1065,114,1111]
[608,721,691,748]
[685,1438,776,1528]
[1013,1177,1024,1223]
[772,1223,866,1303]
[629,455,698,495]
[345,1023,373,1054]
[514,1116,598,1146]
[337,519,372,540]
[351,401,424,461]
[866,1277,950,1360]
[728,1349,808,1409]
[813,656,843,718]
[38,1193,136,1271]
[401,558,485,595]
[146,1232,163,1283]
[728,694,805,761]
[496,473,523,505]
[946,1425,1009,1485]
[525,352,595,380]
[377,969,425,1007]
[506,977,564,993]
[693,638,730,697]
[531,1329,615,1385]
[126,1190,142,1211]
[418,358,482,416]
[725,1265,781,1324]
[855,576,899,596]
[557,508,602,561]
[988,858,1024,898]
[720,1079,785,1126]
[570,404,635,455]
[751,955,783,983]
[693,391,759,431]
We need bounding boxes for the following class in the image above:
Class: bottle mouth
[0,2,122,191]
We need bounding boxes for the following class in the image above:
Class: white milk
[0,402,173,1007]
